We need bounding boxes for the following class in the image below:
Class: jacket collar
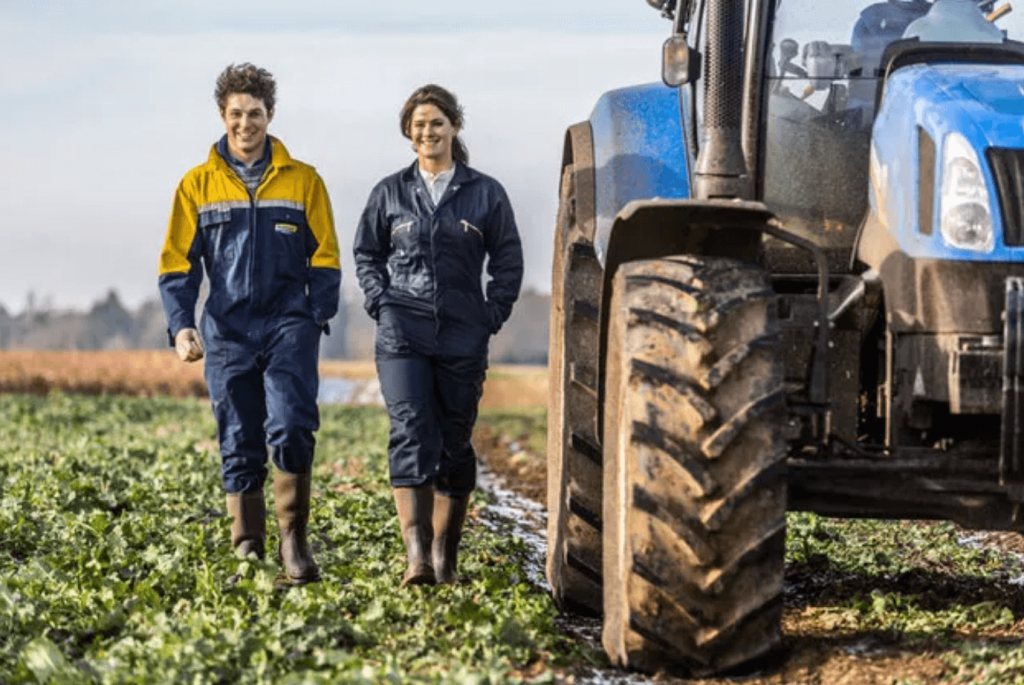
[401,159,478,187]
[207,135,294,173]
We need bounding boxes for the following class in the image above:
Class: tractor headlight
[939,132,994,252]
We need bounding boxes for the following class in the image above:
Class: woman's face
[410,104,458,167]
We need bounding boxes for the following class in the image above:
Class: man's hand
[174,328,205,363]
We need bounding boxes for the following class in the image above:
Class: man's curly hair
[214,63,276,113]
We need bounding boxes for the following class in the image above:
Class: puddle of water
[318,377,359,404]
[956,531,1024,584]
[476,464,549,590]
[318,377,384,406]
[957,533,985,549]
[475,463,654,685]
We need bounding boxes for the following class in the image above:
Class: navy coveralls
[159,137,341,493]
[353,161,523,496]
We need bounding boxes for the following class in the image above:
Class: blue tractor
[545,0,1022,675]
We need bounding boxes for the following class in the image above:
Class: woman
[354,84,524,586]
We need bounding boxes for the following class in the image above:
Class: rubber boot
[226,491,266,559]
[273,470,321,585]
[392,486,436,586]
[432,494,469,584]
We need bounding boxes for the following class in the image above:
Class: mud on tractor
[545,0,1024,676]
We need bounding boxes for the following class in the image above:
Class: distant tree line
[0,289,550,364]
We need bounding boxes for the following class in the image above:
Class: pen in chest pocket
[460,220,483,238]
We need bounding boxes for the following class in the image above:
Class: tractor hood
[925,64,1024,134]
[867,60,1024,262]
[880,62,1024,154]
[958,73,1024,117]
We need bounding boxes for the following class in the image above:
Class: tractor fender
[595,199,777,434]
[588,82,693,264]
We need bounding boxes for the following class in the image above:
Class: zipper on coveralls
[224,162,274,330]
[430,181,461,345]
[249,166,278,325]
[249,165,277,323]
[414,179,444,346]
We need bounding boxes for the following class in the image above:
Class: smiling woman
[353,83,524,588]
[400,84,468,172]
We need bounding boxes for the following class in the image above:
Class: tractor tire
[546,131,604,615]
[602,256,787,676]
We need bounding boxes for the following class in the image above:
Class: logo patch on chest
[275,223,298,234]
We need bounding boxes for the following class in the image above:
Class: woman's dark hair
[215,63,276,114]
[400,84,469,164]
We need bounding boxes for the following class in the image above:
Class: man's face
[220,92,272,163]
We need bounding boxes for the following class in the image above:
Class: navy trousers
[203,316,322,493]
[375,305,487,497]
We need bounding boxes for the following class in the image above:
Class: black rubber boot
[432,493,469,584]
[392,486,436,586]
[226,491,266,559]
[273,470,321,585]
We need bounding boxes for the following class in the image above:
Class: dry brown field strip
[0,350,207,398]
[0,351,548,408]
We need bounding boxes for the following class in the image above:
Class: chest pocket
[264,206,309,271]
[390,217,422,254]
[458,219,484,242]
[198,205,240,263]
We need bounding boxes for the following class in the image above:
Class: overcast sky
[6,2,1022,315]
[0,1,668,314]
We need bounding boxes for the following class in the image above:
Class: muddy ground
[473,421,1024,685]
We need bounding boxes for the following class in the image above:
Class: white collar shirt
[419,166,456,206]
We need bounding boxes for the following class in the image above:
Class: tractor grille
[987,147,1024,247]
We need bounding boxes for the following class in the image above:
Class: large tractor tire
[602,256,787,676]
[546,124,604,615]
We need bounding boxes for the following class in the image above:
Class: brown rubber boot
[273,470,321,585]
[226,491,266,559]
[432,494,469,584]
[392,486,436,586]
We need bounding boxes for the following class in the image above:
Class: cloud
[2,0,668,35]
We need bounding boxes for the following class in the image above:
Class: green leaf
[21,637,67,684]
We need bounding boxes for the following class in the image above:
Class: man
[158,63,340,585]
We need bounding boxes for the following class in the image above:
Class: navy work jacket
[353,160,524,354]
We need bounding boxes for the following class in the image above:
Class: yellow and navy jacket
[158,137,341,343]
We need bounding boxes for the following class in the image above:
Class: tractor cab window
[762,0,898,252]
[762,0,1011,255]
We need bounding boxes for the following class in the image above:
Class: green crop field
[6,392,1024,684]
[0,393,588,684]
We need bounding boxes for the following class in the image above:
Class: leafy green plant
[475,408,546,458]
[786,512,1024,580]
[6,391,1024,683]
[0,394,587,683]
[942,642,1024,684]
